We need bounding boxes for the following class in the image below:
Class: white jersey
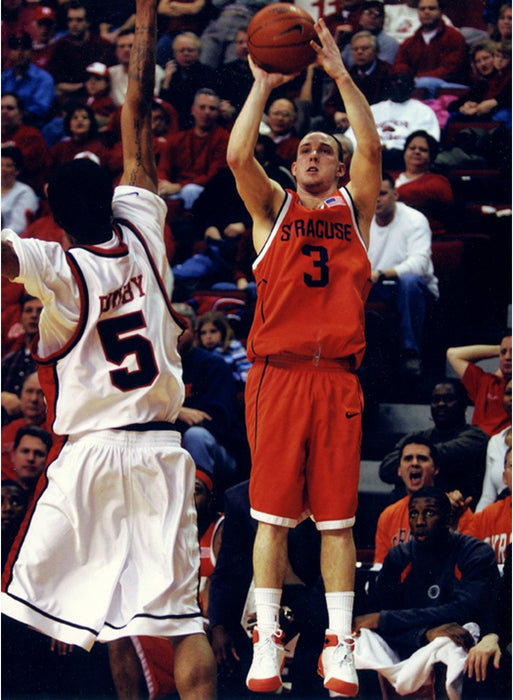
[3,186,184,436]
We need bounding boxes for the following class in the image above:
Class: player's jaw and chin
[293,160,341,195]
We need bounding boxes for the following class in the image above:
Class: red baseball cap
[34,6,57,23]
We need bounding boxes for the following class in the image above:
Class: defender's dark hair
[47,159,113,243]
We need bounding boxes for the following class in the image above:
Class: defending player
[226,17,381,696]
[0,1,216,697]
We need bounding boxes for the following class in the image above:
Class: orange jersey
[247,188,371,367]
[461,495,512,565]
[373,493,476,564]
[374,496,411,565]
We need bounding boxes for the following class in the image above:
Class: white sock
[254,587,282,637]
[325,591,354,639]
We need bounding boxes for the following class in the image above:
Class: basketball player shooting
[227,17,381,696]
[1,0,216,697]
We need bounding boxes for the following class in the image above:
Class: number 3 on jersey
[98,311,158,391]
[302,244,329,287]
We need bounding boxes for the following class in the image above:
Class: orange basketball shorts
[246,356,363,530]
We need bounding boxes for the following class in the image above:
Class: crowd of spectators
[1,0,511,697]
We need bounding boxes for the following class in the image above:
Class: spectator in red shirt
[30,5,59,72]
[446,39,512,130]
[158,88,229,215]
[83,62,116,129]
[47,102,112,176]
[393,0,469,96]
[395,129,454,236]
[1,373,55,472]
[447,333,512,436]
[1,92,48,195]
[3,425,52,495]
[47,1,116,102]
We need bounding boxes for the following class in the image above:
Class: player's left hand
[311,17,347,81]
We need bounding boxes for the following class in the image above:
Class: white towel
[354,623,480,700]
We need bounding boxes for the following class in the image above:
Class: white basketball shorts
[2,428,204,651]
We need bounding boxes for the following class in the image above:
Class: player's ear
[291,161,297,177]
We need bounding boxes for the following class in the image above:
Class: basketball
[247,3,317,75]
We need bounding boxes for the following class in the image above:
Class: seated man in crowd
[159,31,217,130]
[375,435,440,564]
[379,379,488,505]
[1,372,51,467]
[447,332,512,437]
[1,31,55,127]
[344,0,399,67]
[157,88,229,217]
[324,30,392,114]
[47,1,116,101]
[344,73,440,169]
[1,293,42,424]
[1,92,49,196]
[374,433,478,565]
[3,425,52,496]
[348,30,394,104]
[354,487,500,698]
[367,173,439,376]
[393,0,469,97]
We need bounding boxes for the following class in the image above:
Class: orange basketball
[247,3,317,75]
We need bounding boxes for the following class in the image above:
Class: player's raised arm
[120,0,158,191]
[226,58,292,252]
[311,18,381,245]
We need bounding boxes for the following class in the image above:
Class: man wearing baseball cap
[31,6,60,71]
[1,32,55,126]
[84,62,116,127]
